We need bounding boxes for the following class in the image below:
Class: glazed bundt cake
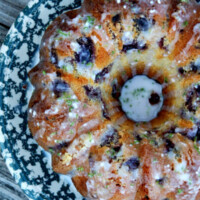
[28,0,200,199]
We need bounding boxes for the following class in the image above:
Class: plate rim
[0,0,83,199]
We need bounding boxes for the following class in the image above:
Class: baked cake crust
[28,0,200,199]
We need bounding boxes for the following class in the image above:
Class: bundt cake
[28,0,200,199]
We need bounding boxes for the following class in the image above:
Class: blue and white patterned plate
[0,0,85,199]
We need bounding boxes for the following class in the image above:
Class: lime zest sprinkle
[181,0,189,3]
[70,122,75,127]
[88,132,93,142]
[134,140,140,144]
[86,16,95,25]
[57,29,71,37]
[183,20,189,27]
[150,140,155,145]
[69,129,74,135]
[62,65,68,72]
[88,171,96,178]
[153,158,158,163]
[167,133,174,138]
[132,88,145,97]
[57,152,62,156]
[86,62,94,67]
[50,132,57,136]
[141,134,148,139]
[190,117,195,122]
[60,93,78,109]
[177,188,184,194]
[77,166,84,172]
[49,148,54,154]
[194,137,200,154]
[164,77,168,83]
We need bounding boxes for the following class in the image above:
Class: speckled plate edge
[0,0,85,199]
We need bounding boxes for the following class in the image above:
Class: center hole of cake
[119,75,164,122]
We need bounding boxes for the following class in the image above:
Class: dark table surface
[0,1,30,199]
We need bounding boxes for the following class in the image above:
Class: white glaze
[120,75,163,122]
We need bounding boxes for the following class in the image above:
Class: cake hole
[149,93,160,105]
[119,75,163,122]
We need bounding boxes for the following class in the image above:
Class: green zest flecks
[69,129,74,135]
[62,63,74,72]
[70,122,75,127]
[59,93,79,112]
[177,188,184,194]
[194,137,200,155]
[181,0,189,3]
[111,51,115,55]
[57,29,71,37]
[86,16,95,25]
[88,171,96,178]
[49,148,55,154]
[86,62,93,67]
[153,158,158,163]
[77,167,84,172]
[57,152,62,156]
[88,132,93,142]
[50,132,57,136]
[183,21,189,27]
[132,88,145,97]
[166,133,174,139]
[134,140,140,144]
[88,171,102,178]
[120,75,163,122]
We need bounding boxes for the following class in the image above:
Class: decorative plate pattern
[0,0,85,199]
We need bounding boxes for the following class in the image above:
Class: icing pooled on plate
[120,75,163,122]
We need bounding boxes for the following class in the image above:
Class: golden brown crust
[28,0,200,199]
[72,176,88,197]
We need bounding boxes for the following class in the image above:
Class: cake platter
[1,0,200,199]
[0,0,84,199]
